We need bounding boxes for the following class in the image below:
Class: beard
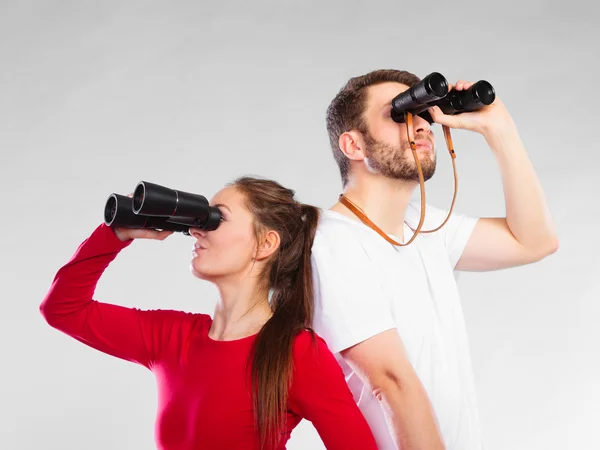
[362,132,437,182]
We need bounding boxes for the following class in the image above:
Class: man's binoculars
[104,181,222,235]
[390,72,496,124]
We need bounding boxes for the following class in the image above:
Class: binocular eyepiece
[390,72,496,124]
[104,181,222,235]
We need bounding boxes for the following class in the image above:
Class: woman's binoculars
[104,181,222,235]
[390,72,496,124]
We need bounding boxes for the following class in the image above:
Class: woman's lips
[192,242,206,257]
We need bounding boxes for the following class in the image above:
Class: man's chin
[403,166,436,182]
[385,171,435,183]
[418,166,436,182]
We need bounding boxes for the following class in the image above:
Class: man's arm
[431,81,559,272]
[340,329,445,450]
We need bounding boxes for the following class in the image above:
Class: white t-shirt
[311,202,482,450]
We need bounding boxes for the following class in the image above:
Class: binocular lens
[427,72,449,98]
[104,194,149,228]
[391,72,449,119]
[473,80,495,106]
[104,195,118,226]
[132,187,144,214]
[104,193,153,228]
[133,181,172,216]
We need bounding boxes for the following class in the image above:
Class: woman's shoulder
[289,329,347,396]
[292,329,335,363]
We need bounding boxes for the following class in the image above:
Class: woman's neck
[209,279,272,341]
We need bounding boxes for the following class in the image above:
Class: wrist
[483,119,521,151]
[112,227,133,243]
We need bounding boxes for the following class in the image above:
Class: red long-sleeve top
[39,224,377,450]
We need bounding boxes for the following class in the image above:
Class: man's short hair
[326,69,421,187]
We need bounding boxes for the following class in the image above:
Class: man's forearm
[376,378,445,450]
[484,121,559,256]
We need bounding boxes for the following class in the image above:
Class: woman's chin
[190,263,209,280]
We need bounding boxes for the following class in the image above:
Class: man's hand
[428,80,516,138]
[428,80,559,271]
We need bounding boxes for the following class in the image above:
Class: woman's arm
[288,331,378,450]
[40,223,197,369]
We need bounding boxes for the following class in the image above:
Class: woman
[40,176,378,450]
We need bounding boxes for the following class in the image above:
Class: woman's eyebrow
[213,203,232,212]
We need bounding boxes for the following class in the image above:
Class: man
[310,69,558,450]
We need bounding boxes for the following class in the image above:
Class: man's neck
[331,174,417,240]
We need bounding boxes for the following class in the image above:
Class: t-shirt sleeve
[288,332,378,450]
[39,223,206,369]
[311,226,396,354]
[408,202,479,269]
[440,208,479,269]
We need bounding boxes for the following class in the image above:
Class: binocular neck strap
[339,111,459,246]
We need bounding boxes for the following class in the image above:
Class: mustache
[411,133,433,146]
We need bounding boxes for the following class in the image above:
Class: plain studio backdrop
[1,1,598,449]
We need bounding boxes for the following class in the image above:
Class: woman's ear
[255,230,281,261]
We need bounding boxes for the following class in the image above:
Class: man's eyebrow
[213,203,232,212]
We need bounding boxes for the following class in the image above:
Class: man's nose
[413,114,432,134]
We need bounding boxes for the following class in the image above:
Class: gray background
[1,1,598,449]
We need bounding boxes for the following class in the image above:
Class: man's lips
[414,140,432,151]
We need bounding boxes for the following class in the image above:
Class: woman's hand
[113,227,174,242]
[112,192,175,242]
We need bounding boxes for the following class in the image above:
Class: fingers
[452,80,474,91]
[427,105,443,122]
[142,229,174,240]
[427,105,464,129]
[156,230,174,240]
[116,228,175,241]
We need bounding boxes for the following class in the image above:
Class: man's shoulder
[315,209,354,233]
[313,210,372,251]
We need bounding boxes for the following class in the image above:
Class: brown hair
[326,69,421,187]
[231,176,320,450]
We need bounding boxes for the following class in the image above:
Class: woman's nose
[189,228,207,239]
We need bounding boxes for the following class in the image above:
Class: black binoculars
[390,72,496,124]
[104,181,222,235]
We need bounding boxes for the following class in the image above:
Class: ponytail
[250,204,320,450]
[230,177,321,449]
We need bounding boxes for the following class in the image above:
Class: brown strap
[339,111,459,246]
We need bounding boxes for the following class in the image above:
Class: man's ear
[339,130,366,162]
[255,230,281,261]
